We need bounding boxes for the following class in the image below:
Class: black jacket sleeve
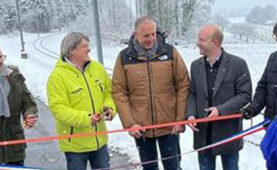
[249,53,275,116]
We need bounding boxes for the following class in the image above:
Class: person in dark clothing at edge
[112,16,190,170]
[241,23,277,170]
[0,48,38,166]
[186,24,252,170]
[242,23,277,121]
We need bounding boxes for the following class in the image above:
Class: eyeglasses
[0,55,6,59]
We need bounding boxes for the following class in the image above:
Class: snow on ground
[1,31,275,169]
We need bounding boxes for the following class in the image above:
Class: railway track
[32,32,114,75]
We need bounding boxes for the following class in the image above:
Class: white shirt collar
[64,57,84,72]
[206,49,222,67]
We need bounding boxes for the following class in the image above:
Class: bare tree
[246,6,264,24]
[212,13,230,31]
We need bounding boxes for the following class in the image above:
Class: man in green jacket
[47,32,116,170]
[0,49,38,166]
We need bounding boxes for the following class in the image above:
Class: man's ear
[213,39,220,47]
[68,50,74,59]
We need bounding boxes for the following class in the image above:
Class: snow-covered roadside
[1,32,275,169]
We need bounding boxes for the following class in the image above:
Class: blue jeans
[198,151,239,170]
[64,145,110,170]
[6,160,24,166]
[135,134,181,170]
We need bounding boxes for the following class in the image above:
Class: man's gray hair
[134,16,156,30]
[60,32,89,58]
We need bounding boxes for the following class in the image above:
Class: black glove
[241,106,256,119]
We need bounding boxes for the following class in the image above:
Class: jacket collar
[200,48,228,64]
[199,48,230,97]
[64,57,91,72]
[58,57,91,73]
[126,34,168,60]
[212,49,229,98]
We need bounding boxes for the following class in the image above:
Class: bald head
[197,24,224,57]
[199,24,224,46]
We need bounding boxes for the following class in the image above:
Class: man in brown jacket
[112,16,190,170]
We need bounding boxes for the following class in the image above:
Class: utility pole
[92,0,103,64]
[15,0,27,58]
[129,0,132,30]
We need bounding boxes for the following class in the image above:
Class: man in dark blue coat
[242,23,277,170]
[242,23,277,120]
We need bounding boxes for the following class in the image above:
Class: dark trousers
[198,150,239,170]
[65,145,110,170]
[5,160,24,166]
[135,134,181,170]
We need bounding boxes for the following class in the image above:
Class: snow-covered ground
[1,31,275,169]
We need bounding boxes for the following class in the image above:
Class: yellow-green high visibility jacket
[47,58,116,153]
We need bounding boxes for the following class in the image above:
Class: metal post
[92,0,103,64]
[129,0,132,30]
[15,0,27,58]
[135,0,139,19]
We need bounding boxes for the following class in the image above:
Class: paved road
[24,99,130,170]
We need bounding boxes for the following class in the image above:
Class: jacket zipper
[81,73,99,149]
[146,58,155,137]
[68,126,73,142]
[146,51,168,136]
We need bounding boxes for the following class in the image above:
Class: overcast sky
[213,0,276,14]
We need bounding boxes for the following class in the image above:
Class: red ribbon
[0,114,242,146]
